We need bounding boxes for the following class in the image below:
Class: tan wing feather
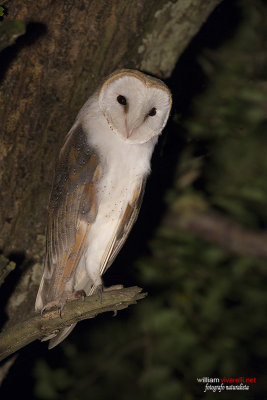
[98,178,147,279]
[36,124,101,310]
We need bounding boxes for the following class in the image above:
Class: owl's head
[98,69,172,144]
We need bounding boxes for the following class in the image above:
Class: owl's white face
[98,70,172,144]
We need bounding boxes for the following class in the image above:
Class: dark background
[1,0,267,398]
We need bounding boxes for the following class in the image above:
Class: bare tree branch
[164,206,267,260]
[0,286,146,362]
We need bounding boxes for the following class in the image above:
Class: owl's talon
[74,289,86,301]
[95,284,104,303]
[58,307,62,318]
[40,300,59,316]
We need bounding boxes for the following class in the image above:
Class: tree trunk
[0,0,221,340]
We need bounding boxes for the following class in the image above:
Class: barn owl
[35,69,172,348]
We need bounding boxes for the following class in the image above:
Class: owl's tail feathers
[41,324,77,349]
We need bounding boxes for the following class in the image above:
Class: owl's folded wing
[35,124,102,311]
[97,178,147,282]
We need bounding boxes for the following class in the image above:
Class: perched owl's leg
[40,289,86,321]
[86,268,103,296]
[57,294,72,317]
[92,283,104,302]
[56,289,87,316]
[40,300,66,318]
[40,283,117,316]
[58,306,63,318]
[74,289,86,300]
[92,284,124,302]
[40,300,61,316]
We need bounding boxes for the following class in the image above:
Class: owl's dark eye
[148,107,157,116]
[117,95,127,105]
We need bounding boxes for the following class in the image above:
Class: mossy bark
[0,0,221,345]
[0,286,146,362]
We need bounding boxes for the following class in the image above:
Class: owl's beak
[125,118,133,138]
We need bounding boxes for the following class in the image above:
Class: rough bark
[0,286,146,362]
[0,0,221,352]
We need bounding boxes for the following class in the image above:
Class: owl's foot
[40,290,86,318]
[40,300,60,316]
[94,284,124,302]
[73,289,86,300]
[40,301,64,318]
[94,284,104,302]
[58,290,87,315]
